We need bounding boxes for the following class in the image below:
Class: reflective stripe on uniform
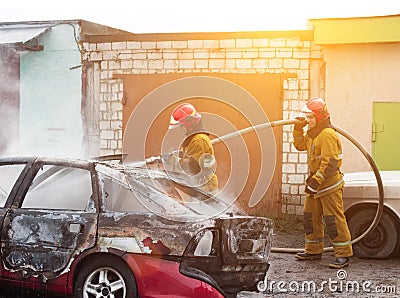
[305,238,324,243]
[316,178,344,195]
[331,240,352,247]
[315,170,325,180]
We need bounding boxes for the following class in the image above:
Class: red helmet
[169,103,201,130]
[301,97,330,122]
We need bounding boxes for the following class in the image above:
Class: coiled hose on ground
[212,119,384,253]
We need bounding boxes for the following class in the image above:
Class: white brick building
[82,30,324,216]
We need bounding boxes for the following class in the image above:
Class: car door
[0,160,98,281]
[0,161,29,277]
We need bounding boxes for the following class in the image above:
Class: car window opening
[22,165,92,210]
[0,164,26,207]
[134,176,231,216]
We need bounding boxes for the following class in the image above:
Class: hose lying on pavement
[211,119,384,254]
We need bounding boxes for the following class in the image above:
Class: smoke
[0,45,20,156]
[0,85,85,158]
[0,44,85,158]
[0,104,18,154]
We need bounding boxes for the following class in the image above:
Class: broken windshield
[96,163,239,219]
[125,170,237,218]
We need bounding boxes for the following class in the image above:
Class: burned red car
[0,156,273,297]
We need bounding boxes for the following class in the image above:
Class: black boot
[295,252,322,260]
[328,257,349,269]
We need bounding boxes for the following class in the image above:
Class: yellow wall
[311,15,400,44]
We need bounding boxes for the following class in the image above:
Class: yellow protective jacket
[293,125,344,198]
[181,133,218,191]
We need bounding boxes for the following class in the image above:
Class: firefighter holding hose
[165,102,218,193]
[292,97,352,269]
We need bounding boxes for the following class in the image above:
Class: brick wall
[82,34,324,216]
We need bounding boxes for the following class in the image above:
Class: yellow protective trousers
[303,187,353,258]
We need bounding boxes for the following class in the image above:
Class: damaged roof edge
[0,19,132,39]
[0,26,50,45]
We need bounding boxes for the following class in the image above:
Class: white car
[343,171,400,259]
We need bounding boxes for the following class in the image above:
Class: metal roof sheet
[0,25,50,44]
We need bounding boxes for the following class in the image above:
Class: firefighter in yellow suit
[292,97,352,269]
[167,103,218,192]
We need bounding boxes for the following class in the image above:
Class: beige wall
[324,43,400,172]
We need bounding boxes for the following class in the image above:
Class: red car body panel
[121,254,224,298]
[0,270,71,294]
[0,253,224,297]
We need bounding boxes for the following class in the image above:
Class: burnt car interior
[100,169,164,213]
[134,175,234,216]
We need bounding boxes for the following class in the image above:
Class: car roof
[0,155,200,189]
[343,170,400,199]
[344,170,400,185]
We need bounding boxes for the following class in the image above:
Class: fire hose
[210,118,384,253]
[140,119,383,253]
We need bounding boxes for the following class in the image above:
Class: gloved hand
[161,152,180,168]
[294,116,307,130]
[305,176,319,195]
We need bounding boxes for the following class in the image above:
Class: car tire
[348,209,399,259]
[74,256,138,298]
